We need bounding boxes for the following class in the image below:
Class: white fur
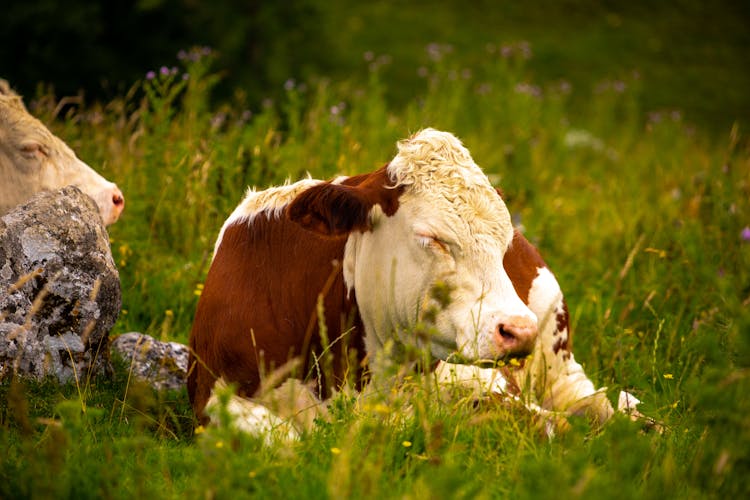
[345,129,536,365]
[0,92,123,225]
[205,379,300,444]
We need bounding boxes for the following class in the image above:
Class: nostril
[496,324,514,341]
[112,192,124,207]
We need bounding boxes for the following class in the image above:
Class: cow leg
[203,378,328,443]
[520,268,615,426]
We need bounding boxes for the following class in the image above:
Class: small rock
[110,332,188,391]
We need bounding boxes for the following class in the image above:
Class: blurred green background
[2,0,748,135]
[2,2,750,497]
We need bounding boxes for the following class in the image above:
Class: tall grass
[1,45,748,498]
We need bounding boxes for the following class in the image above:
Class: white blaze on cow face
[344,129,538,362]
[0,88,124,225]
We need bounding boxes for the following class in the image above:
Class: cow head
[0,81,124,225]
[288,129,537,365]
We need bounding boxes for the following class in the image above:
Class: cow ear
[287,183,373,237]
[0,79,18,97]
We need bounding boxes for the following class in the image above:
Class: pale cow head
[0,80,124,225]
[288,129,537,364]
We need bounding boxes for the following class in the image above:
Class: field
[2,17,750,499]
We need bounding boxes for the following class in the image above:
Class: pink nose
[111,186,124,213]
[493,316,538,357]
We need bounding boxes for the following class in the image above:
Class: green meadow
[2,4,749,497]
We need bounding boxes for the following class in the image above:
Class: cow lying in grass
[0,79,124,225]
[188,128,641,439]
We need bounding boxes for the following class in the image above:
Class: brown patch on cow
[557,302,572,349]
[187,211,367,421]
[287,165,403,237]
[552,336,569,355]
[502,229,546,305]
[555,312,565,334]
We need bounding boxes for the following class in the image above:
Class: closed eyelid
[415,231,451,253]
[20,141,49,156]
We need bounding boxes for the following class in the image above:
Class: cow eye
[19,141,48,159]
[416,232,449,253]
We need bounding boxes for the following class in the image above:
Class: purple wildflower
[145,71,156,80]
[426,43,442,61]
[426,43,452,62]
[741,227,750,242]
[500,41,533,60]
[476,83,492,95]
[159,66,170,76]
[517,41,532,59]
[648,111,663,124]
[514,82,542,98]
[500,44,513,59]
[210,112,228,130]
[330,102,346,116]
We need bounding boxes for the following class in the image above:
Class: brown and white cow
[188,129,622,438]
[0,80,124,225]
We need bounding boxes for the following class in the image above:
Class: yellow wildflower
[373,403,390,414]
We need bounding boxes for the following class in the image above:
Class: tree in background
[1,0,331,102]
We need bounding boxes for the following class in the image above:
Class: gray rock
[110,332,188,391]
[0,186,121,382]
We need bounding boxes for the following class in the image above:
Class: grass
[2,36,749,498]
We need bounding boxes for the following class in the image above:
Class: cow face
[288,129,537,364]
[0,86,124,225]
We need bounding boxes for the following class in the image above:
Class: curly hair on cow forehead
[387,128,492,190]
[387,128,512,242]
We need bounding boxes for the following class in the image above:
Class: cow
[188,128,625,439]
[0,80,124,225]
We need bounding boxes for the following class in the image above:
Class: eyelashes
[416,232,450,253]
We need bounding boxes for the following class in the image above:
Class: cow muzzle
[493,315,538,358]
[98,184,125,225]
